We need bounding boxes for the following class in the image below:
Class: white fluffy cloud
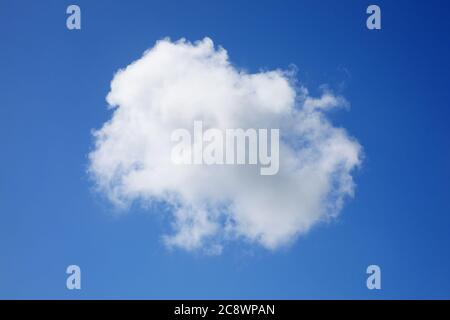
[88,37,362,253]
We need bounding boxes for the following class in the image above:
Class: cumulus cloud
[88,37,362,253]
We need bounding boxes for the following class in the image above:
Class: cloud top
[89,37,362,253]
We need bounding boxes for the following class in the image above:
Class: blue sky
[1,0,450,299]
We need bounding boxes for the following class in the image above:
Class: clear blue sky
[1,0,450,299]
